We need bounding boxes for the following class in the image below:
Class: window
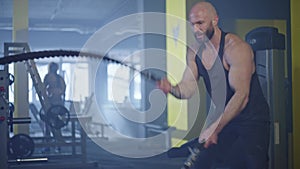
[107,62,141,107]
[107,63,130,103]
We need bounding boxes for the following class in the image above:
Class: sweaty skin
[157,2,255,148]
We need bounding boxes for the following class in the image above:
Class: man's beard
[206,27,214,40]
[195,26,215,45]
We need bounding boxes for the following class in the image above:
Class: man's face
[189,10,214,45]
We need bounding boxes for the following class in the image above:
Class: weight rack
[0,42,11,169]
[0,42,97,169]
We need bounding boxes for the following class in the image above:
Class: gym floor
[87,139,185,169]
[9,137,185,169]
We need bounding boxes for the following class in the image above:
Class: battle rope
[0,50,161,81]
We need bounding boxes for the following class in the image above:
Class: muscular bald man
[158,2,270,169]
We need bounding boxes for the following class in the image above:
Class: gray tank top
[195,31,270,124]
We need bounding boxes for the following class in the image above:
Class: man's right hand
[157,78,172,94]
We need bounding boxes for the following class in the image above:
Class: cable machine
[246,26,288,169]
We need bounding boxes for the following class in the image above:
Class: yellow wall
[291,0,300,168]
[13,0,29,134]
[166,0,188,146]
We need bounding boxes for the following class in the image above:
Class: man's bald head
[189,2,218,20]
[188,2,219,43]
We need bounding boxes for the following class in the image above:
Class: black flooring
[85,139,185,169]
[8,138,186,169]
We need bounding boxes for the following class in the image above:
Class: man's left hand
[198,121,219,148]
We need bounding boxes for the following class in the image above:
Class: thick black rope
[1,50,105,64]
[0,50,161,81]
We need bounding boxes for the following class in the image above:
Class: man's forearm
[214,92,249,134]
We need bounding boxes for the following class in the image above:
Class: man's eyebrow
[190,20,203,25]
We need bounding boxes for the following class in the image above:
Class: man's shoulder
[225,33,246,43]
[224,33,251,50]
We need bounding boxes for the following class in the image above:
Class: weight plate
[8,134,34,158]
[46,105,70,129]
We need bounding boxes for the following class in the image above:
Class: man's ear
[213,17,218,25]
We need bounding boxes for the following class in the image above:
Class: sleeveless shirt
[195,31,270,124]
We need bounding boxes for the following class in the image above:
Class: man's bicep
[227,44,254,93]
[228,65,252,93]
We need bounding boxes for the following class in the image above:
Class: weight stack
[246,26,287,169]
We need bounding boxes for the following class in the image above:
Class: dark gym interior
[0,0,299,169]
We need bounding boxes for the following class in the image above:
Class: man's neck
[209,27,221,50]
